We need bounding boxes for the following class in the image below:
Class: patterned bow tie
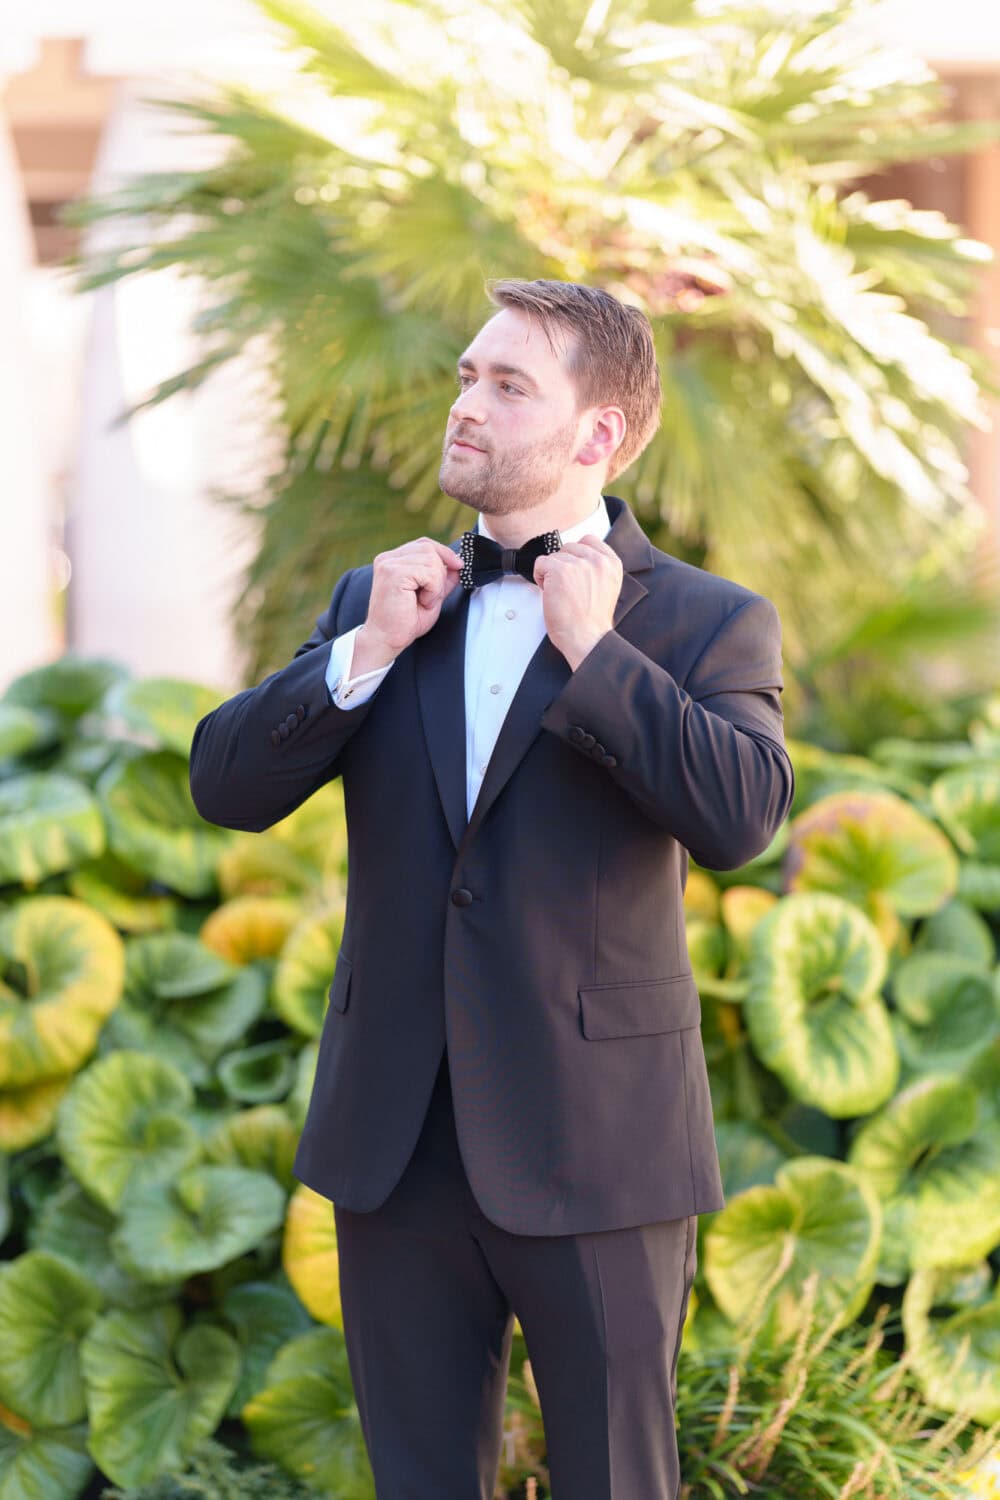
[459,529,562,591]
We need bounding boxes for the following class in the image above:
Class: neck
[478,494,604,548]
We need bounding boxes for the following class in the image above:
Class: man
[189,278,795,1498]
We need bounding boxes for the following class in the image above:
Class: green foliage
[66,0,1000,744]
[3,654,1000,1494]
[98,1437,316,1498]
[676,1276,1000,1497]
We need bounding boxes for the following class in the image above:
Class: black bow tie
[459,529,562,591]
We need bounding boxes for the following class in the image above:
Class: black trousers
[334,1049,697,1499]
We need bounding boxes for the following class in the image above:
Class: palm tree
[70,0,1000,747]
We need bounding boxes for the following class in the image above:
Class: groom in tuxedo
[189,278,795,1498]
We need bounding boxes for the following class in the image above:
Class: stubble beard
[439,417,579,519]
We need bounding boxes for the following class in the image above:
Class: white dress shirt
[325,496,612,820]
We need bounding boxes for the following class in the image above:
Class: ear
[576,406,626,470]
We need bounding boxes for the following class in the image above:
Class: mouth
[449,438,484,452]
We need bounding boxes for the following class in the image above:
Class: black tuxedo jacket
[189,494,795,1234]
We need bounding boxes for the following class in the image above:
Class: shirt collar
[477,495,611,545]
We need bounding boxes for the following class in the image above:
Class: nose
[449,382,487,425]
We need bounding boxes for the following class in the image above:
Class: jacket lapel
[414,577,470,853]
[415,495,653,853]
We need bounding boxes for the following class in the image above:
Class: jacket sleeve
[539,593,795,869]
[189,567,376,833]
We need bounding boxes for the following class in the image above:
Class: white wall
[0,116,59,687]
[65,84,273,691]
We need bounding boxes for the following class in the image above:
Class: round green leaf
[703,1156,881,1342]
[0,702,53,761]
[914,898,995,965]
[684,917,729,988]
[116,931,265,1063]
[931,762,1000,861]
[217,1042,297,1104]
[101,677,230,760]
[848,1076,1000,1278]
[66,849,180,936]
[0,1418,92,1500]
[96,749,231,899]
[931,763,1000,911]
[0,775,105,889]
[80,1304,240,1488]
[958,861,1000,909]
[713,1120,787,1200]
[784,738,926,807]
[199,896,302,965]
[282,1185,342,1328]
[243,1326,374,1498]
[904,1266,1000,1423]
[0,896,125,1088]
[98,1006,212,1087]
[3,653,127,720]
[263,781,350,881]
[111,1165,286,1284]
[55,1050,201,1213]
[890,952,1000,1076]
[783,788,959,923]
[743,892,898,1116]
[125,930,235,1001]
[0,1252,102,1427]
[204,1105,299,1190]
[287,1042,318,1132]
[0,1076,72,1153]
[271,908,345,1038]
[28,1181,180,1310]
[220,1280,313,1416]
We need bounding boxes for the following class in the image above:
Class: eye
[500,382,523,396]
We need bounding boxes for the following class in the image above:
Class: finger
[565,535,612,555]
[553,545,599,562]
[430,541,464,571]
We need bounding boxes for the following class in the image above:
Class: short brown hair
[485,278,661,482]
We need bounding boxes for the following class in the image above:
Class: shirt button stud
[490,683,501,695]
[505,609,516,619]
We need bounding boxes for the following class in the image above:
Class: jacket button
[278,722,290,738]
[285,713,298,729]
[581,733,596,749]
[295,704,306,720]
[592,742,605,756]
[567,725,585,743]
[601,754,617,767]
[451,888,473,907]
[270,729,281,746]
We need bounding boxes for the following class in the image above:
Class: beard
[438,414,580,517]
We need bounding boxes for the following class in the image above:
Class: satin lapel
[414,564,470,852]
[459,568,647,850]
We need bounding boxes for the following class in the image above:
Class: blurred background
[3,9,1000,1498]
[1,0,999,751]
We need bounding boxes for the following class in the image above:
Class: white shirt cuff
[325,625,395,709]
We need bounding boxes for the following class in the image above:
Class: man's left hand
[534,534,623,671]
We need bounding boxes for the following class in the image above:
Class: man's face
[439,307,587,517]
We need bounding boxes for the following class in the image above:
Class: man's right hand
[352,538,464,674]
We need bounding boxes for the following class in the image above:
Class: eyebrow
[457,357,539,393]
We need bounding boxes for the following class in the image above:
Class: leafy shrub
[2,662,1000,1497]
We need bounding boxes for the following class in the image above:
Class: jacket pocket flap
[579,973,700,1039]
[328,951,353,1013]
